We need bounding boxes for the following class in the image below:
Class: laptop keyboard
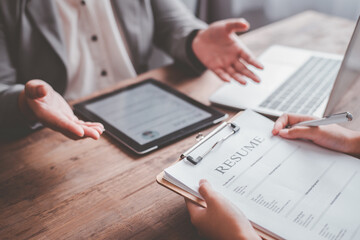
[259,56,341,115]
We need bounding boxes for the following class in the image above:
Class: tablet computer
[74,79,227,154]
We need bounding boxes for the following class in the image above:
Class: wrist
[18,90,36,123]
[191,29,204,59]
[347,131,360,158]
[345,130,360,158]
[187,29,207,71]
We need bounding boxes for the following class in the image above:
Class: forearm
[151,0,207,73]
[18,88,38,123]
[0,15,34,138]
[0,84,34,138]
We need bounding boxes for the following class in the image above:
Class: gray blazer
[0,0,206,138]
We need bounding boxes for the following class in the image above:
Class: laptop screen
[325,17,360,115]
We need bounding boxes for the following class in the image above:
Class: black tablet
[74,79,227,154]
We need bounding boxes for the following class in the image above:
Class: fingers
[225,18,249,34]
[89,125,104,135]
[54,117,85,138]
[234,40,264,70]
[278,127,318,141]
[233,61,260,83]
[25,79,51,99]
[76,121,104,139]
[272,114,318,135]
[55,121,104,140]
[59,123,103,140]
[76,120,105,135]
[219,62,260,85]
[82,125,101,140]
[198,179,218,206]
[238,49,264,70]
[272,114,289,135]
[51,116,104,140]
[223,18,263,70]
[214,68,232,83]
[272,113,321,141]
[225,66,247,84]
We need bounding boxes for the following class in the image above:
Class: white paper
[164,110,360,240]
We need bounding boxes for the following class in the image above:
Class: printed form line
[285,159,337,218]
[246,145,301,198]
[225,139,282,189]
[310,171,358,231]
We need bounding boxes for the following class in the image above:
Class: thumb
[225,18,249,34]
[279,127,318,141]
[185,198,203,216]
[198,179,218,206]
[25,79,50,99]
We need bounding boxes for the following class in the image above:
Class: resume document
[164,110,360,240]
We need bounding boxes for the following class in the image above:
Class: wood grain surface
[0,11,358,240]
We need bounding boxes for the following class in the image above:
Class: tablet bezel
[74,78,227,154]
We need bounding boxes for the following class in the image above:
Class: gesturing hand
[192,18,264,85]
[272,113,360,157]
[18,79,104,140]
[185,179,260,240]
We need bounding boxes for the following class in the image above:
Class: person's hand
[18,79,104,140]
[272,113,360,157]
[192,18,264,85]
[185,179,260,240]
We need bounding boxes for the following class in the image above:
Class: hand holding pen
[272,112,360,157]
[287,112,353,128]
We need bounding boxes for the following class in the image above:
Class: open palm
[20,80,104,140]
[192,18,263,84]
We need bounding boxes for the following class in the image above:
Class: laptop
[210,17,360,117]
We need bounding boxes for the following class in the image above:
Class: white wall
[194,0,360,27]
[262,0,360,21]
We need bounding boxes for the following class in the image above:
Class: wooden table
[0,11,358,240]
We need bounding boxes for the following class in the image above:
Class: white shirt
[55,0,137,100]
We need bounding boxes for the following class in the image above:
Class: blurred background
[149,0,360,69]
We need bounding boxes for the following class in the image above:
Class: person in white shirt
[0,0,263,139]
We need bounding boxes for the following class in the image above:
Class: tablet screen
[84,82,212,144]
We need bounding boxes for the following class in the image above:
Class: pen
[289,112,353,128]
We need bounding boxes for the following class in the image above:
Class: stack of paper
[163,110,360,240]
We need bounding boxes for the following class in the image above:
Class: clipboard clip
[183,122,240,165]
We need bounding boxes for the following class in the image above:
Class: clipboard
[156,111,277,240]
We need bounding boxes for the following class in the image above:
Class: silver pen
[289,112,353,128]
